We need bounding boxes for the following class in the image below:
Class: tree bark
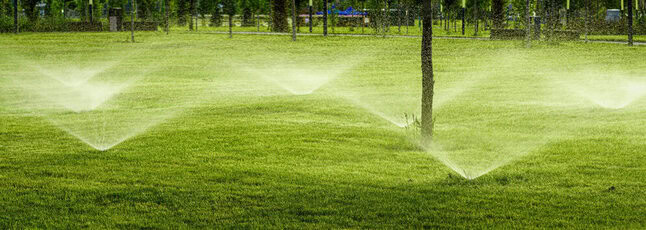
[165,0,170,34]
[628,0,634,46]
[421,0,434,141]
[526,0,531,47]
[272,0,289,32]
[397,0,401,33]
[584,0,588,42]
[461,7,465,35]
[131,0,136,43]
[13,0,18,33]
[189,0,195,30]
[292,0,296,41]
[323,0,328,36]
[474,0,479,36]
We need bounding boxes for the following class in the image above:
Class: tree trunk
[628,0,634,46]
[421,0,434,141]
[131,0,136,43]
[272,0,289,32]
[584,0,588,42]
[229,14,233,38]
[323,0,328,36]
[309,3,314,33]
[525,0,531,47]
[398,0,401,33]
[462,7,465,35]
[165,0,170,34]
[189,0,195,30]
[13,0,18,33]
[291,0,296,41]
[474,0,479,36]
[549,0,555,41]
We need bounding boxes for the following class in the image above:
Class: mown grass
[0,32,645,228]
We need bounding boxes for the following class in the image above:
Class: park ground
[0,32,645,228]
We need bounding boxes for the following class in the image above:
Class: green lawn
[1,32,645,228]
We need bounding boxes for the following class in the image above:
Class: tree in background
[222,0,236,37]
[189,0,195,30]
[421,0,433,141]
[137,0,158,21]
[177,0,189,25]
[240,0,254,26]
[511,0,532,30]
[249,0,266,31]
[23,0,39,22]
[271,0,287,32]
[49,0,65,18]
[468,0,488,36]
[197,0,212,26]
[492,0,504,29]
[628,0,633,45]
[1,0,10,17]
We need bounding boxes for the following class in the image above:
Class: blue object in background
[316,5,367,16]
[605,9,621,22]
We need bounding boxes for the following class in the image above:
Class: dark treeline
[1,0,645,33]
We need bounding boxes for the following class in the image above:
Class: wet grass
[0,32,645,228]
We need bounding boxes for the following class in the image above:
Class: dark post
[131,0,136,43]
[421,0,434,141]
[397,0,401,33]
[628,0,634,46]
[474,0,479,36]
[195,0,198,31]
[323,0,328,36]
[13,0,18,33]
[525,0,530,47]
[165,0,170,34]
[292,0,296,41]
[584,0,588,42]
[89,0,94,22]
[461,5,465,35]
[309,0,313,32]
